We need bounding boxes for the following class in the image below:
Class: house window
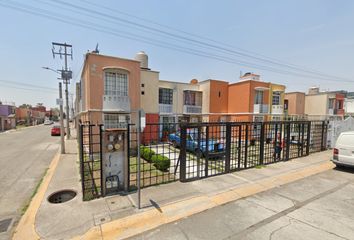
[159,88,173,105]
[328,99,335,109]
[104,71,128,96]
[104,114,129,129]
[184,91,202,106]
[254,90,264,104]
[272,91,281,105]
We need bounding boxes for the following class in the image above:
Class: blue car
[168,129,224,155]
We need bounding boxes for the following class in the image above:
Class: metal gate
[78,123,103,201]
[180,121,326,182]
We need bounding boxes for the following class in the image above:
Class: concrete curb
[12,151,61,240]
[72,161,335,240]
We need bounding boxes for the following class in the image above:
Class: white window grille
[272,91,281,105]
[104,114,129,129]
[104,72,128,96]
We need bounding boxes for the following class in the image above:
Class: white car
[332,131,354,167]
[44,120,53,125]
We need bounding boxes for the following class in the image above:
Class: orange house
[228,79,270,122]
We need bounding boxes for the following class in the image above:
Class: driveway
[0,125,59,240]
[130,166,354,240]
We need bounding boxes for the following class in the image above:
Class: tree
[19,104,32,109]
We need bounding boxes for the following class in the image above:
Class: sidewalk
[13,131,334,240]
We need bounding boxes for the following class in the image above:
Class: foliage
[140,146,156,162]
[151,154,170,172]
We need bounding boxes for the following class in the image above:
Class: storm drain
[0,218,12,233]
[48,190,77,204]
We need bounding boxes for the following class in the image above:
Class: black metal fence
[127,120,328,189]
[179,120,328,181]
[127,123,181,190]
[78,123,103,201]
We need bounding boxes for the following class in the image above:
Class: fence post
[244,124,249,168]
[259,123,265,165]
[99,124,104,197]
[306,121,311,155]
[225,123,231,173]
[79,124,85,200]
[320,121,325,151]
[179,125,187,182]
[285,122,291,160]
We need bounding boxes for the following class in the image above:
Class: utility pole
[59,82,65,154]
[52,42,73,139]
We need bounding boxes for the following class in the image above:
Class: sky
[0,0,354,108]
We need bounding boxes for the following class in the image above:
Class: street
[0,125,59,240]
[131,167,354,240]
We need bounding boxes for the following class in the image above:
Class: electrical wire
[1,0,353,83]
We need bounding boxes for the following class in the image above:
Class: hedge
[139,146,170,171]
[140,146,155,162]
[151,154,170,172]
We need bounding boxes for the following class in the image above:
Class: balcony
[183,105,202,114]
[159,104,173,114]
[328,109,334,115]
[253,104,268,114]
[102,95,130,112]
[272,105,283,114]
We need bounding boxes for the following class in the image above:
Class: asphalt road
[0,125,59,240]
[131,167,354,240]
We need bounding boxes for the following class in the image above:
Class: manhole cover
[48,190,77,204]
[0,218,12,233]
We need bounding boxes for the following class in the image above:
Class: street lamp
[42,66,66,154]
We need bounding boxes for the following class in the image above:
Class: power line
[0,83,58,93]
[52,0,353,82]
[2,1,354,83]
[79,0,344,81]
[0,79,58,91]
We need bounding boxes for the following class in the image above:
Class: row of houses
[75,51,353,129]
[0,102,57,131]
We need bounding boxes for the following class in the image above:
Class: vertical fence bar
[320,121,325,151]
[127,124,131,190]
[306,121,311,155]
[205,126,209,177]
[225,123,231,173]
[80,124,85,200]
[237,125,242,169]
[99,124,103,197]
[244,124,249,168]
[259,123,265,165]
[301,123,305,156]
[179,125,187,182]
[285,122,291,160]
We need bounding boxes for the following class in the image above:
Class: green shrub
[151,154,170,172]
[139,146,155,162]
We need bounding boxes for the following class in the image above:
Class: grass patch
[21,168,48,215]
[255,164,266,169]
[16,125,27,130]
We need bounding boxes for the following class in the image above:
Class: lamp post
[42,66,66,154]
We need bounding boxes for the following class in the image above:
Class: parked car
[331,131,354,167]
[168,129,224,155]
[44,120,53,125]
[51,125,64,136]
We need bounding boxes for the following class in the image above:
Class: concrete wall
[305,94,328,115]
[209,80,229,113]
[285,92,305,115]
[140,70,159,114]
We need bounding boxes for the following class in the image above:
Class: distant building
[0,103,16,131]
[284,92,305,116]
[304,87,345,120]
